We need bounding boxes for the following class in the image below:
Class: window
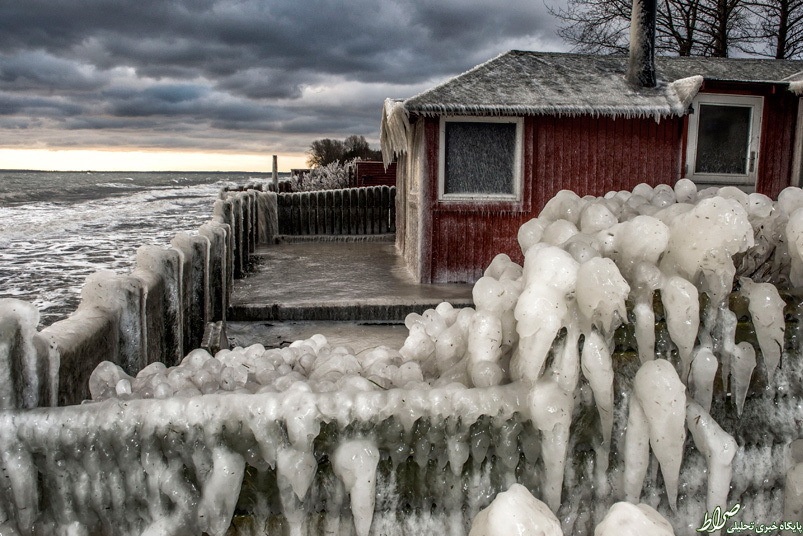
[438,116,523,201]
[686,94,763,187]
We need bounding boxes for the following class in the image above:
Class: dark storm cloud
[0,0,565,155]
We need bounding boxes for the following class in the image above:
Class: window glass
[694,104,752,175]
[444,121,516,195]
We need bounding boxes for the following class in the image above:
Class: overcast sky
[0,0,567,171]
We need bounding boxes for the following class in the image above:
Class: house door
[685,93,764,190]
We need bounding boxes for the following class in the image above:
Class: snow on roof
[403,51,803,120]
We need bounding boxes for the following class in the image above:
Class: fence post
[316,191,326,235]
[300,193,310,235]
[199,222,228,322]
[325,190,334,235]
[277,193,289,235]
[333,190,343,235]
[357,188,367,234]
[171,232,210,354]
[0,299,59,409]
[272,155,278,193]
[291,193,301,235]
[349,189,359,234]
[389,186,397,233]
[379,186,390,233]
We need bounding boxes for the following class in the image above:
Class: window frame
[685,93,764,186]
[437,116,524,202]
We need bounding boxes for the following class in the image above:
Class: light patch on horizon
[0,149,308,172]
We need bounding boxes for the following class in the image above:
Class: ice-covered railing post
[0,299,58,409]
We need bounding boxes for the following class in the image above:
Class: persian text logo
[697,503,803,534]
[697,504,741,533]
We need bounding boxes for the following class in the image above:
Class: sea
[0,170,284,327]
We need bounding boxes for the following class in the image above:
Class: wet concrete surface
[229,240,474,321]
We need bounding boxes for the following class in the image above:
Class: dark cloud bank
[0,0,564,159]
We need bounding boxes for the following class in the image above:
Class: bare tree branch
[548,0,760,57]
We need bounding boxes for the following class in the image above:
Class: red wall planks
[355,161,397,188]
[422,114,685,283]
[418,101,798,283]
[756,91,799,198]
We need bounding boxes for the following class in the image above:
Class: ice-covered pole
[272,155,278,192]
[627,0,657,88]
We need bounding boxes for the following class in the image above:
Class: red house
[381,51,803,284]
[355,161,397,188]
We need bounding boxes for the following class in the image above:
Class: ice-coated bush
[291,158,359,191]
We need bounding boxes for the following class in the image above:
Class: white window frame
[685,93,764,186]
[438,116,524,202]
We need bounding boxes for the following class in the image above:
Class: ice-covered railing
[0,185,278,406]
[4,180,803,535]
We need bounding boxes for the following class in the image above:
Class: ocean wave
[0,172,260,326]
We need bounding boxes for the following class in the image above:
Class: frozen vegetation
[3,180,803,534]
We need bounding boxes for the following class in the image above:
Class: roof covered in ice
[403,50,803,120]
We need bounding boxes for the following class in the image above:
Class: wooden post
[272,155,279,193]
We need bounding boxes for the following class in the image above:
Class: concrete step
[228,298,474,322]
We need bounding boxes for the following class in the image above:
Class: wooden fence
[277,186,396,236]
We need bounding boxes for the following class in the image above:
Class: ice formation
[594,502,674,536]
[468,484,562,536]
[3,180,803,535]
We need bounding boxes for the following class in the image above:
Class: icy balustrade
[21,187,279,406]
[4,180,803,534]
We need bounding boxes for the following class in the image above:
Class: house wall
[416,114,685,283]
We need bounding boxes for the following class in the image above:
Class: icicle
[512,284,567,383]
[552,322,581,394]
[786,208,803,287]
[447,433,470,477]
[660,276,699,381]
[528,377,573,512]
[740,277,786,380]
[277,447,317,501]
[689,347,718,413]
[634,359,686,510]
[731,342,756,416]
[380,99,409,168]
[686,400,737,515]
[332,440,380,536]
[632,263,663,363]
[196,446,245,536]
[623,396,650,504]
[717,306,739,394]
[580,330,614,451]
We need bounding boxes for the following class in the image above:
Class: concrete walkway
[228,239,474,322]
